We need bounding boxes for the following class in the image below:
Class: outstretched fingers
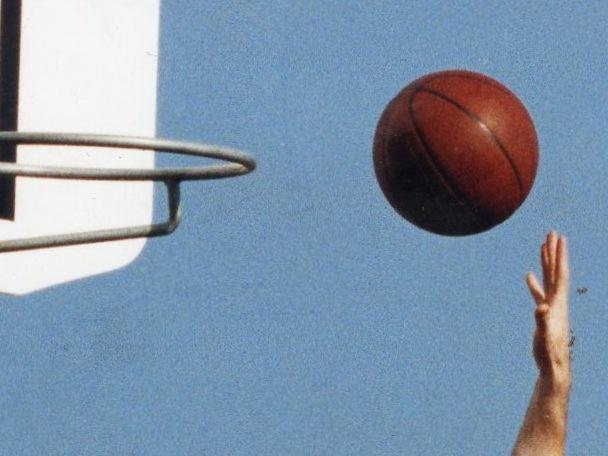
[540,231,560,295]
[533,231,569,304]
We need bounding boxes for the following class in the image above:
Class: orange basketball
[373,70,538,236]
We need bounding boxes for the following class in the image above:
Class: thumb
[534,304,549,332]
[526,272,545,304]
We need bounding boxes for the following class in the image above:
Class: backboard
[0,0,160,295]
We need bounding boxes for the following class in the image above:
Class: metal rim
[0,131,256,252]
[0,131,256,181]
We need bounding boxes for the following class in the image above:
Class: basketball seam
[378,113,442,225]
[418,71,514,97]
[408,90,481,217]
[375,96,445,225]
[374,102,396,215]
[417,87,524,200]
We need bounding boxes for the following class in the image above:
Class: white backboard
[0,0,160,295]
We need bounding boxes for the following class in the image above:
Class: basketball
[373,70,538,236]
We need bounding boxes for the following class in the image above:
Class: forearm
[512,376,571,456]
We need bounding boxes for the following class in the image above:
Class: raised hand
[525,231,571,389]
[512,231,571,456]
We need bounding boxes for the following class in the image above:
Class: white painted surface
[0,0,160,295]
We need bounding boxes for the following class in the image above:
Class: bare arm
[512,231,572,456]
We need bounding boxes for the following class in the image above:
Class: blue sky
[1,1,607,454]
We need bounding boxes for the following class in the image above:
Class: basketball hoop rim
[0,131,256,181]
[0,131,256,252]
